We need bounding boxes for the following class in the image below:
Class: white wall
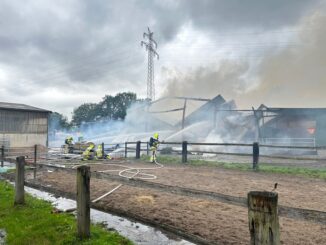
[1,133,47,148]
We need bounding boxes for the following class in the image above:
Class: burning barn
[0,102,51,148]
[159,96,326,147]
[255,105,326,147]
[164,95,255,143]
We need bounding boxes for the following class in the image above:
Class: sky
[0,0,325,118]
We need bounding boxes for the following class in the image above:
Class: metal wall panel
[0,109,48,134]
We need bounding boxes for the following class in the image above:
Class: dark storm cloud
[0,0,320,81]
[0,0,322,115]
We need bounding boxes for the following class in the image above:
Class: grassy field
[0,181,132,245]
[140,155,326,179]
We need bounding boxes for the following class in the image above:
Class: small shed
[0,102,51,148]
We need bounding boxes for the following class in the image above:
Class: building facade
[256,105,326,147]
[0,102,51,148]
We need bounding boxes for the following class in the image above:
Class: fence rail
[2,139,326,169]
[123,140,326,168]
[261,137,316,147]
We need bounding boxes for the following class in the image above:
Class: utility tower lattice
[141,27,159,101]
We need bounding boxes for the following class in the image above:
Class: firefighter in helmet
[149,133,159,163]
[82,142,95,161]
[64,136,74,154]
[95,144,112,160]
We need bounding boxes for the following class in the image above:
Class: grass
[139,154,326,179]
[0,181,132,245]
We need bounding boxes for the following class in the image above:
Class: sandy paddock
[28,160,326,244]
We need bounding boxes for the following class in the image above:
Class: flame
[307,128,315,134]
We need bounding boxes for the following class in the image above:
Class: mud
[27,161,326,245]
[24,186,194,245]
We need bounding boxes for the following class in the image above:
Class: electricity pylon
[141,27,159,101]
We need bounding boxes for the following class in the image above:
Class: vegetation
[72,92,142,126]
[140,155,326,179]
[49,112,71,131]
[0,181,132,245]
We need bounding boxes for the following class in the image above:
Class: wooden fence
[11,156,284,244]
[123,140,326,168]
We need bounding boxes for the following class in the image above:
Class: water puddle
[24,186,195,245]
[0,229,6,245]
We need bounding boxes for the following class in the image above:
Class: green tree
[72,103,101,126]
[71,92,140,126]
[100,92,137,120]
[49,112,71,131]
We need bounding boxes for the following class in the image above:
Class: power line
[141,27,159,101]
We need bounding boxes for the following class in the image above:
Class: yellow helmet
[154,133,159,140]
[88,142,95,148]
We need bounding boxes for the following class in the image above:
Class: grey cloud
[0,0,323,116]
[182,0,322,31]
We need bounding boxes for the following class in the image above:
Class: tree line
[49,92,142,131]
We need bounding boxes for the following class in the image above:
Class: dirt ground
[90,161,326,211]
[30,161,326,244]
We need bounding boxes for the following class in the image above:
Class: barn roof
[0,101,51,113]
[257,104,326,116]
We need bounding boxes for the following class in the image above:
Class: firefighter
[82,142,95,161]
[149,133,159,163]
[95,144,111,160]
[64,136,74,154]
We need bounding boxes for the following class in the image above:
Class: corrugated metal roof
[0,101,51,113]
[257,104,326,115]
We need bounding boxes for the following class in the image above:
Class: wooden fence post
[34,144,37,179]
[136,141,141,159]
[77,165,90,239]
[15,156,25,205]
[124,142,128,158]
[253,142,259,170]
[182,141,188,163]
[1,145,4,167]
[101,142,105,159]
[146,142,149,156]
[248,191,280,245]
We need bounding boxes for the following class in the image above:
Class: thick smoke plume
[161,10,326,109]
[161,60,250,104]
[241,11,326,108]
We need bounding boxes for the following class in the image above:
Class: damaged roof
[0,101,51,113]
[258,104,326,115]
[180,95,226,126]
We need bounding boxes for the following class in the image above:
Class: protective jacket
[95,145,103,159]
[82,143,95,160]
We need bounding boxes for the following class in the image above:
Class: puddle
[24,186,195,245]
[0,229,6,245]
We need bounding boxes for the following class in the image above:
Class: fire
[307,128,315,134]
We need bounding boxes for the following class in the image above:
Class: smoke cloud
[241,10,326,108]
[160,9,326,109]
[162,60,250,101]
